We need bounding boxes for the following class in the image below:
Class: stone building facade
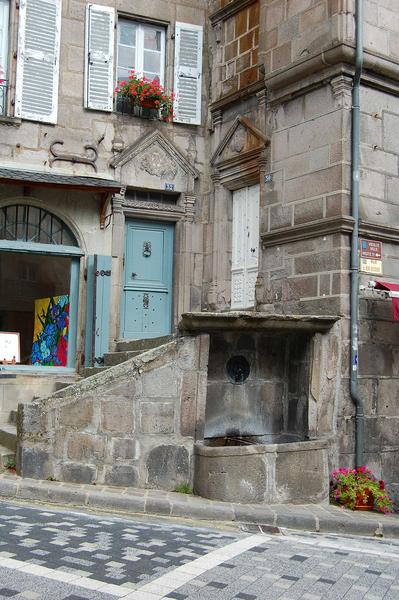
[2,0,399,503]
[0,0,207,409]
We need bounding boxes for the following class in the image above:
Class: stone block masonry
[17,336,210,490]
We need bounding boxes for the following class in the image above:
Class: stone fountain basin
[194,438,329,504]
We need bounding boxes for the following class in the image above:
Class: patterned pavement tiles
[0,501,241,591]
[1,501,399,599]
[165,532,399,600]
[0,564,116,600]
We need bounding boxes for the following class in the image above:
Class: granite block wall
[17,336,209,490]
[205,331,310,441]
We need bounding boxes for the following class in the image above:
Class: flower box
[115,71,175,122]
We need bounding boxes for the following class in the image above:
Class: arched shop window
[0,204,78,246]
[0,204,81,369]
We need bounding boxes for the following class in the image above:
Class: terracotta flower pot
[354,488,374,511]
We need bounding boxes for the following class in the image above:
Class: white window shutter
[173,22,203,125]
[85,3,115,112]
[15,0,61,123]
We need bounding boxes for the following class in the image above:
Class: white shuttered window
[0,0,10,115]
[85,4,115,112]
[15,0,61,123]
[173,22,203,125]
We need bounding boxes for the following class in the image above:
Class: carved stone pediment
[211,116,269,189]
[110,130,199,193]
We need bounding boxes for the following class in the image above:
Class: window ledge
[0,115,21,127]
[0,366,75,374]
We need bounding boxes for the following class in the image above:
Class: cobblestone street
[0,501,399,599]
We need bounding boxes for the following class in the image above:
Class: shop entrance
[0,204,82,370]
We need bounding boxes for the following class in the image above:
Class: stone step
[81,367,110,378]
[115,334,174,353]
[0,445,15,469]
[103,350,142,367]
[0,425,17,452]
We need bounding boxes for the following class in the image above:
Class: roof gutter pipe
[351,0,364,468]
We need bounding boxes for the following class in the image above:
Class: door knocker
[143,241,152,257]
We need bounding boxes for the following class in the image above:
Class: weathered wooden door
[84,254,112,367]
[231,184,260,309]
[121,220,174,339]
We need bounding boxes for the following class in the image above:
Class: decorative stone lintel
[180,311,340,333]
[258,149,268,171]
[213,22,222,44]
[211,170,222,185]
[330,75,353,108]
[256,89,267,110]
[112,187,126,214]
[212,109,223,129]
[184,194,196,221]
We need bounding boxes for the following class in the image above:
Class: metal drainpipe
[351,0,364,468]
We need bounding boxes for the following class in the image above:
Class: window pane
[118,20,136,47]
[4,205,15,240]
[143,27,162,51]
[39,213,52,243]
[27,206,40,242]
[143,72,160,82]
[143,52,161,78]
[117,67,131,83]
[118,46,136,71]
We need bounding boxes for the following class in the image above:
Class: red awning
[375,280,399,321]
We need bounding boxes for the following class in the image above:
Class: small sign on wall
[0,332,20,364]
[360,239,382,274]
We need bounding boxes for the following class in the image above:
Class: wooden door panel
[122,220,173,340]
[231,185,259,309]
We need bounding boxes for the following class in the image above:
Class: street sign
[360,239,382,274]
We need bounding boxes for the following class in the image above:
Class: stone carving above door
[211,116,269,189]
[110,131,199,193]
[139,147,178,180]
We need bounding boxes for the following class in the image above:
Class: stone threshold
[0,473,399,539]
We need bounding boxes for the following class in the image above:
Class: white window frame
[116,17,166,87]
[115,16,166,86]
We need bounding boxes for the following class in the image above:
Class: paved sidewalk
[1,472,399,539]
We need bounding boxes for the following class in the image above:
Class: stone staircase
[0,335,173,470]
[81,334,174,377]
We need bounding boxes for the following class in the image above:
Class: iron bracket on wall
[49,140,98,172]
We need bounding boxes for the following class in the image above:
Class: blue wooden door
[121,220,174,339]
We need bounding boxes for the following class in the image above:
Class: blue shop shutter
[84,255,112,367]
